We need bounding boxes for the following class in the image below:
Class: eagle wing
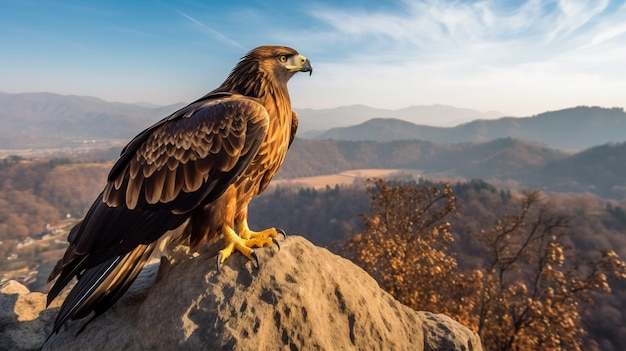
[67,96,268,256]
[47,95,269,331]
[289,110,298,147]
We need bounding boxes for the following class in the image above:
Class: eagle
[45,45,312,337]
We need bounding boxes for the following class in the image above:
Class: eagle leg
[216,221,283,270]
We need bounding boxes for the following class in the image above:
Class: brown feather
[193,156,214,175]
[144,169,166,204]
[114,165,128,190]
[183,162,203,192]
[129,157,141,179]
[161,168,178,203]
[142,162,157,179]
[125,172,144,209]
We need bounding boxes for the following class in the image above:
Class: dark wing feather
[289,110,298,147]
[46,96,269,334]
[50,243,156,336]
[103,97,265,211]
[68,97,268,256]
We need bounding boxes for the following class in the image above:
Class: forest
[1,152,626,350]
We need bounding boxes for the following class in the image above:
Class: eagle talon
[277,228,287,239]
[272,238,281,251]
[217,253,223,271]
[251,250,259,268]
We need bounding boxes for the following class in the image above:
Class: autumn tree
[470,190,626,351]
[343,178,462,314]
[343,180,626,351]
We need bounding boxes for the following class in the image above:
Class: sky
[1,0,626,117]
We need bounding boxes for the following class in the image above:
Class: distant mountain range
[0,92,504,149]
[0,92,185,149]
[1,92,625,152]
[296,104,505,135]
[313,106,626,151]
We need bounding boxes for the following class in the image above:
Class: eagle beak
[301,57,313,76]
[288,55,313,76]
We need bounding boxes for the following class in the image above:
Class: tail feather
[46,251,88,307]
[47,243,156,336]
[83,242,156,318]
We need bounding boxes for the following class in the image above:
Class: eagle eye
[278,55,288,63]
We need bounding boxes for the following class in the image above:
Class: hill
[278,137,566,181]
[314,106,626,151]
[2,92,624,152]
[540,142,626,197]
[0,92,504,149]
[277,138,626,199]
[297,104,504,136]
[0,92,185,149]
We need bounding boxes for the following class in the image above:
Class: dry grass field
[271,169,410,189]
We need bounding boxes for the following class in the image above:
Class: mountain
[276,138,626,199]
[278,138,567,182]
[314,106,626,151]
[2,92,624,152]
[539,142,626,197]
[0,92,185,149]
[296,104,504,136]
[0,92,503,149]
[314,118,443,142]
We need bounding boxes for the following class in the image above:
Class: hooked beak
[301,58,313,76]
[288,55,313,76]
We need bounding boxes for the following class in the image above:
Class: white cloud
[294,0,626,115]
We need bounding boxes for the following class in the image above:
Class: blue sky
[1,0,625,116]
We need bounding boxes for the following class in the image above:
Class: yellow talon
[239,220,280,241]
[216,224,283,269]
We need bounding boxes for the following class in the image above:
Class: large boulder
[4,236,482,351]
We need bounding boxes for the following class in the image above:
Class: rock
[0,280,58,350]
[4,236,482,351]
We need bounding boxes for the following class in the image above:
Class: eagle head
[250,46,312,82]
[218,45,312,98]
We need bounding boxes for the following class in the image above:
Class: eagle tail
[46,252,89,307]
[47,243,156,337]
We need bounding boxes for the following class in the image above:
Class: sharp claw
[277,228,287,239]
[251,250,259,268]
[272,238,281,251]
[217,253,223,271]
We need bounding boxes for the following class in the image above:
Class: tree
[471,190,626,351]
[343,178,460,314]
[342,181,626,351]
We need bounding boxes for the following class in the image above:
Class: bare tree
[473,190,626,351]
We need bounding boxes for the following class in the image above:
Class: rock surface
[0,280,58,350]
[3,236,482,351]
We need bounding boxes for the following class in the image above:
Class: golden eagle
[45,46,312,336]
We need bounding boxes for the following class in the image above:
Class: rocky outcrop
[0,280,58,350]
[3,236,482,351]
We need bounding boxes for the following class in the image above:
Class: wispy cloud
[3,0,624,114]
[308,0,624,59]
[176,10,245,50]
[291,0,626,115]
[545,0,610,42]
